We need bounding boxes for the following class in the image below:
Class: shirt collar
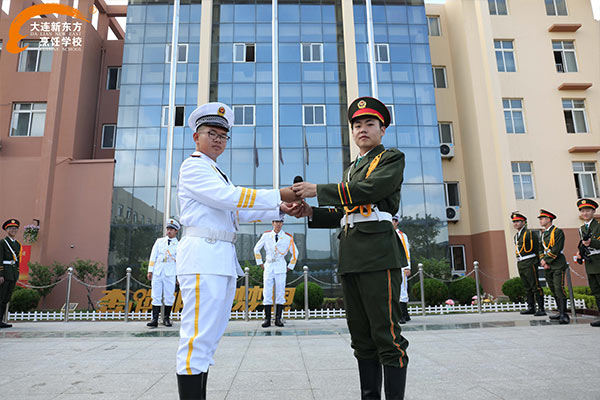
[193,151,219,167]
[545,225,554,232]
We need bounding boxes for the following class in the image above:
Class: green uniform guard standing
[292,97,408,400]
[574,198,600,327]
[1,219,22,328]
[537,209,569,324]
[511,212,545,316]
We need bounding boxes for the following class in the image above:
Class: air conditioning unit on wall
[440,143,454,159]
[446,206,460,222]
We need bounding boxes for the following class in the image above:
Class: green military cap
[2,219,20,230]
[538,209,557,220]
[347,97,391,127]
[511,212,527,222]
[577,198,598,210]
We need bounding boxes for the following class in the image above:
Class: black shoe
[520,308,536,315]
[534,310,547,316]
[274,304,284,327]
[520,294,536,315]
[357,359,382,400]
[0,321,12,328]
[549,297,560,320]
[262,305,272,328]
[590,319,600,327]
[400,302,409,323]
[147,305,160,328]
[535,295,546,316]
[177,372,207,400]
[163,306,173,327]
[384,365,407,400]
[558,298,570,325]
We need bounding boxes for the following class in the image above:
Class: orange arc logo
[6,3,90,54]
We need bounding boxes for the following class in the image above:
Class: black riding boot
[177,372,207,400]
[0,305,12,328]
[520,293,536,315]
[559,298,570,325]
[163,305,173,327]
[549,297,560,320]
[383,365,407,400]
[534,293,546,316]
[147,305,160,327]
[398,303,406,324]
[274,304,284,327]
[357,359,382,400]
[261,305,272,328]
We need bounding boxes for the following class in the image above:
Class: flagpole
[164,0,181,230]
[365,0,378,98]
[272,0,280,189]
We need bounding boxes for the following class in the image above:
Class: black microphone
[293,176,303,184]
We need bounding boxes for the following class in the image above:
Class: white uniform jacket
[396,229,411,303]
[148,236,178,276]
[177,151,282,277]
[254,230,298,273]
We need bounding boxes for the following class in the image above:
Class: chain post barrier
[303,266,309,320]
[124,267,132,323]
[418,263,425,316]
[474,261,482,314]
[64,267,73,322]
[244,267,250,322]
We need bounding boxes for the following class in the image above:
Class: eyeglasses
[201,130,230,142]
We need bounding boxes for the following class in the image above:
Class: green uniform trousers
[341,269,409,368]
[517,263,543,298]
[586,269,600,308]
[545,267,568,300]
[0,279,16,308]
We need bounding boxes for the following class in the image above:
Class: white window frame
[101,124,117,149]
[488,0,508,15]
[233,43,256,63]
[106,67,121,90]
[386,105,395,126]
[375,43,389,63]
[161,106,186,127]
[10,103,47,137]
[553,40,578,73]
[494,39,516,72]
[232,105,255,126]
[165,43,189,63]
[572,162,599,198]
[562,99,588,134]
[545,0,568,16]
[18,40,52,72]
[432,66,447,88]
[503,98,526,134]
[301,43,323,63]
[444,182,460,207]
[450,245,467,273]
[303,105,326,126]
[438,122,454,144]
[427,16,441,36]
[117,204,124,217]
[511,162,536,200]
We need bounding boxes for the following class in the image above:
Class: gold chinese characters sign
[99,286,296,313]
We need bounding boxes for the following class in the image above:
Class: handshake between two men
[278,179,316,219]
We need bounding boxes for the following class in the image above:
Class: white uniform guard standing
[175,102,299,399]
[254,219,298,327]
[147,218,180,328]
[393,214,411,324]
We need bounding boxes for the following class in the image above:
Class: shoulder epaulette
[285,232,293,237]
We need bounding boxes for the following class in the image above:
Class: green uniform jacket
[514,227,540,269]
[0,236,21,281]
[308,145,407,274]
[580,218,600,275]
[538,226,567,271]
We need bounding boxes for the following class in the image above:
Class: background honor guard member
[176,102,298,399]
[511,212,545,317]
[538,210,569,324]
[146,218,180,328]
[574,199,600,327]
[1,219,21,328]
[392,213,411,324]
[254,219,298,327]
[292,97,409,400]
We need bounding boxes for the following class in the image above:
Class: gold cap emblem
[217,106,225,116]
[357,100,367,109]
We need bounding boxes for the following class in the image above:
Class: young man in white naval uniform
[392,214,411,324]
[146,218,180,328]
[176,102,299,399]
[254,219,298,327]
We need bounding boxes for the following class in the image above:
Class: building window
[126,208,132,220]
[573,162,599,198]
[433,67,447,88]
[545,0,568,16]
[10,103,47,137]
[494,40,516,72]
[303,105,326,126]
[133,212,138,223]
[18,40,53,72]
[553,41,577,73]
[301,43,323,63]
[101,124,116,149]
[118,204,123,217]
[233,105,255,126]
[165,43,188,63]
[438,122,454,144]
[107,67,121,90]
[562,99,588,133]
[162,106,186,127]
[386,105,395,125]
[450,245,466,273]
[488,0,508,15]
[503,99,525,134]
[444,182,460,207]
[375,43,389,63]
[234,43,255,62]
[427,16,441,36]
[512,162,536,200]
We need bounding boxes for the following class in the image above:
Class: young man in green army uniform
[511,212,545,316]
[0,219,21,328]
[537,210,569,324]
[574,199,600,327]
[292,97,408,399]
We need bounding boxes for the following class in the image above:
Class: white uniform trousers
[400,268,409,303]
[150,273,176,306]
[263,271,287,305]
[176,273,236,375]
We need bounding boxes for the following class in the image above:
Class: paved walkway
[1,312,599,399]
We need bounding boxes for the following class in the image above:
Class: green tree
[28,261,67,308]
[242,260,264,287]
[414,256,451,281]
[71,259,106,310]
